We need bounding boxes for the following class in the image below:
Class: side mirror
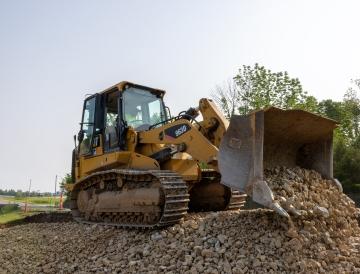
[77,130,84,143]
[73,134,77,149]
[165,106,172,119]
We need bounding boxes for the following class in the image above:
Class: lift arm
[138,118,219,165]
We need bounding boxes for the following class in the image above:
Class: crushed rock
[0,167,359,274]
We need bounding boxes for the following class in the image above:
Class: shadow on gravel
[0,212,73,229]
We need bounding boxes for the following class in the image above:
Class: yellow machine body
[70,81,337,227]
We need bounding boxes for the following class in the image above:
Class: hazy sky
[0,1,359,191]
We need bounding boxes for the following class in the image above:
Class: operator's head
[127,105,141,117]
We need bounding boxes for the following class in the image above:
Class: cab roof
[99,81,166,98]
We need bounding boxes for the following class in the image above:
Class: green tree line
[213,63,360,192]
[0,189,55,197]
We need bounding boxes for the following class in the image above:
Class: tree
[211,79,240,118]
[213,67,360,192]
[319,80,360,142]
[317,80,360,190]
[60,173,73,200]
[212,63,318,116]
[333,138,360,191]
[342,81,360,139]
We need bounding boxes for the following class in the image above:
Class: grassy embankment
[0,196,64,224]
[0,205,33,224]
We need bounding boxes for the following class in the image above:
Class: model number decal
[164,124,191,139]
[175,125,188,137]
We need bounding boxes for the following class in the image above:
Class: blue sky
[0,1,359,191]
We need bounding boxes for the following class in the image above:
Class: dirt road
[0,196,13,206]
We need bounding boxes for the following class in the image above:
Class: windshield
[123,87,166,129]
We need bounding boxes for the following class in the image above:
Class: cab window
[123,87,166,130]
[104,91,119,151]
[80,97,96,155]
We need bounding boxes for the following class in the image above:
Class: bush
[0,204,19,215]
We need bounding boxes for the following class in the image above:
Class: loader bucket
[218,107,337,217]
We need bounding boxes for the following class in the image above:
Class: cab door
[79,95,97,156]
[103,90,121,152]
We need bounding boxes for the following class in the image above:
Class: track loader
[69,81,337,227]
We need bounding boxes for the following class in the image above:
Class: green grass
[3,196,61,206]
[0,211,25,224]
[0,204,32,224]
[0,204,19,214]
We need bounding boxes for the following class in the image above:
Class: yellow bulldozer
[68,81,337,228]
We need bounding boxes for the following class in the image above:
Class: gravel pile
[266,167,359,239]
[265,167,360,273]
[0,167,359,274]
